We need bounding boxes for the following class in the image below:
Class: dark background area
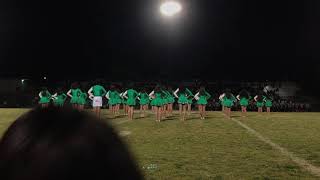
[0,0,319,86]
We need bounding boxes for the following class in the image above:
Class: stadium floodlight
[160,1,182,17]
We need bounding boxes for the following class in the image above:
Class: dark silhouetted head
[0,107,142,180]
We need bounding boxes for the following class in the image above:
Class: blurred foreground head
[0,107,142,180]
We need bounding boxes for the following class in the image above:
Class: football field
[1,109,320,179]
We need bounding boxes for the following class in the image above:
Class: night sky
[0,0,319,81]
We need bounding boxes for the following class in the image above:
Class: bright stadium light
[160,1,182,17]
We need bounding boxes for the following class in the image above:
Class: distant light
[21,79,25,84]
[43,77,47,80]
[160,1,182,17]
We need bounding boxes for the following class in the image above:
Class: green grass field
[1,109,320,179]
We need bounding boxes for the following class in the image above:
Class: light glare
[160,1,182,17]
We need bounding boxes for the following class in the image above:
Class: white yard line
[119,131,131,136]
[113,119,131,125]
[231,117,320,177]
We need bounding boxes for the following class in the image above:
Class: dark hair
[225,89,232,99]
[93,79,102,85]
[257,91,264,102]
[71,82,79,89]
[41,87,49,97]
[110,84,116,91]
[239,89,249,99]
[57,88,64,95]
[0,107,142,180]
[161,85,166,91]
[127,82,134,89]
[179,85,186,94]
[265,93,273,100]
[199,86,205,96]
[140,87,147,93]
[154,85,161,93]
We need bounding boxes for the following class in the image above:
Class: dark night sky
[0,0,319,81]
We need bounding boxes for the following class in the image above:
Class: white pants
[92,96,103,107]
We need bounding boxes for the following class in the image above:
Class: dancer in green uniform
[138,87,150,118]
[161,86,169,119]
[222,89,236,118]
[166,86,175,116]
[219,93,225,112]
[264,94,273,114]
[123,86,139,120]
[195,86,211,119]
[52,88,67,107]
[174,86,192,121]
[149,87,155,113]
[38,87,51,108]
[120,90,128,115]
[106,85,122,117]
[236,89,251,117]
[67,82,81,109]
[254,91,265,113]
[149,85,164,122]
[114,87,122,116]
[187,87,194,116]
[88,81,107,119]
[78,89,87,111]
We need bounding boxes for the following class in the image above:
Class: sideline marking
[119,131,131,136]
[231,117,320,177]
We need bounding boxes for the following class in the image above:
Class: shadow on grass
[162,117,176,121]
[135,116,147,120]
[186,117,201,121]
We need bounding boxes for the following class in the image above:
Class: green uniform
[265,98,273,107]
[166,91,175,104]
[239,96,251,107]
[162,90,169,105]
[222,95,236,108]
[151,91,164,107]
[126,89,138,106]
[256,96,266,107]
[53,93,67,106]
[108,90,122,106]
[139,92,150,105]
[177,88,192,104]
[78,91,87,105]
[197,91,211,105]
[39,91,51,104]
[70,88,81,104]
[91,85,107,97]
[187,89,194,104]
[121,93,127,105]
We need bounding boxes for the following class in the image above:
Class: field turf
[1,109,320,179]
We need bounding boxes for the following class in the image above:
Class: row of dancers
[38,83,273,121]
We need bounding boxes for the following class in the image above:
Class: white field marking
[231,117,320,177]
[114,120,131,125]
[119,131,131,136]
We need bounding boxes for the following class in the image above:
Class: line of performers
[38,83,273,121]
